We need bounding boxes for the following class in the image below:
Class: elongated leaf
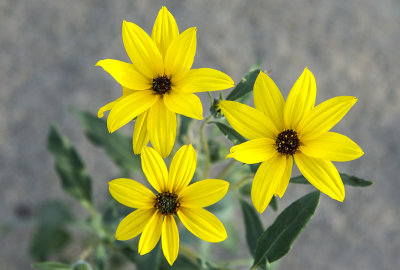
[212,122,246,145]
[240,199,264,257]
[47,126,92,203]
[75,111,140,172]
[290,173,372,187]
[252,191,320,268]
[72,261,92,270]
[32,262,72,270]
[226,67,261,101]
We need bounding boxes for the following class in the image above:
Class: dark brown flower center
[152,75,171,95]
[276,129,300,155]
[154,192,180,215]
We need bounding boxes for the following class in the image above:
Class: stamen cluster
[154,192,180,215]
[276,129,300,155]
[152,75,172,95]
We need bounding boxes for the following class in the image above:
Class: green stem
[81,200,97,216]
[231,175,254,191]
[201,115,212,178]
[216,159,237,179]
[79,242,97,260]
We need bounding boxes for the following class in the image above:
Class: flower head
[220,68,364,213]
[109,145,229,265]
[96,7,234,158]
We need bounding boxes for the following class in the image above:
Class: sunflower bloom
[109,145,229,265]
[220,68,364,213]
[96,7,234,158]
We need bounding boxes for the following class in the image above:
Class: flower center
[152,75,171,95]
[154,192,180,215]
[276,129,300,155]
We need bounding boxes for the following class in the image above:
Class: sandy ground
[1,0,399,269]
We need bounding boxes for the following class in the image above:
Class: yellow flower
[220,68,364,213]
[96,7,234,158]
[109,145,229,265]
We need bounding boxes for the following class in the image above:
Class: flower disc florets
[154,192,180,215]
[152,75,172,95]
[276,129,300,155]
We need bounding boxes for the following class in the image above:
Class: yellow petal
[141,146,169,193]
[138,211,163,255]
[251,154,287,213]
[147,99,177,158]
[172,68,234,93]
[226,138,277,164]
[96,59,152,90]
[164,91,203,120]
[297,96,358,140]
[98,87,135,118]
[300,132,364,162]
[179,179,229,208]
[151,6,179,59]
[294,152,345,201]
[275,156,293,198]
[161,215,179,265]
[122,20,163,78]
[164,27,197,81]
[108,178,155,209]
[284,67,317,130]
[168,144,197,194]
[133,111,150,155]
[116,209,155,240]
[253,71,285,131]
[177,207,227,243]
[219,100,278,140]
[107,90,157,133]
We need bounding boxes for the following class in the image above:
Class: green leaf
[240,199,264,258]
[178,115,193,145]
[75,111,140,173]
[269,196,278,212]
[32,262,72,270]
[252,191,320,268]
[29,201,73,260]
[47,126,92,203]
[212,122,246,145]
[290,173,373,187]
[73,261,93,270]
[226,67,261,101]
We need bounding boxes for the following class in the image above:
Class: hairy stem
[201,115,212,178]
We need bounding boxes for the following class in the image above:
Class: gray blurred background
[1,0,399,269]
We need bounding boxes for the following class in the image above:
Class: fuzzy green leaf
[226,67,261,101]
[252,191,320,268]
[47,126,92,203]
[290,173,372,187]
